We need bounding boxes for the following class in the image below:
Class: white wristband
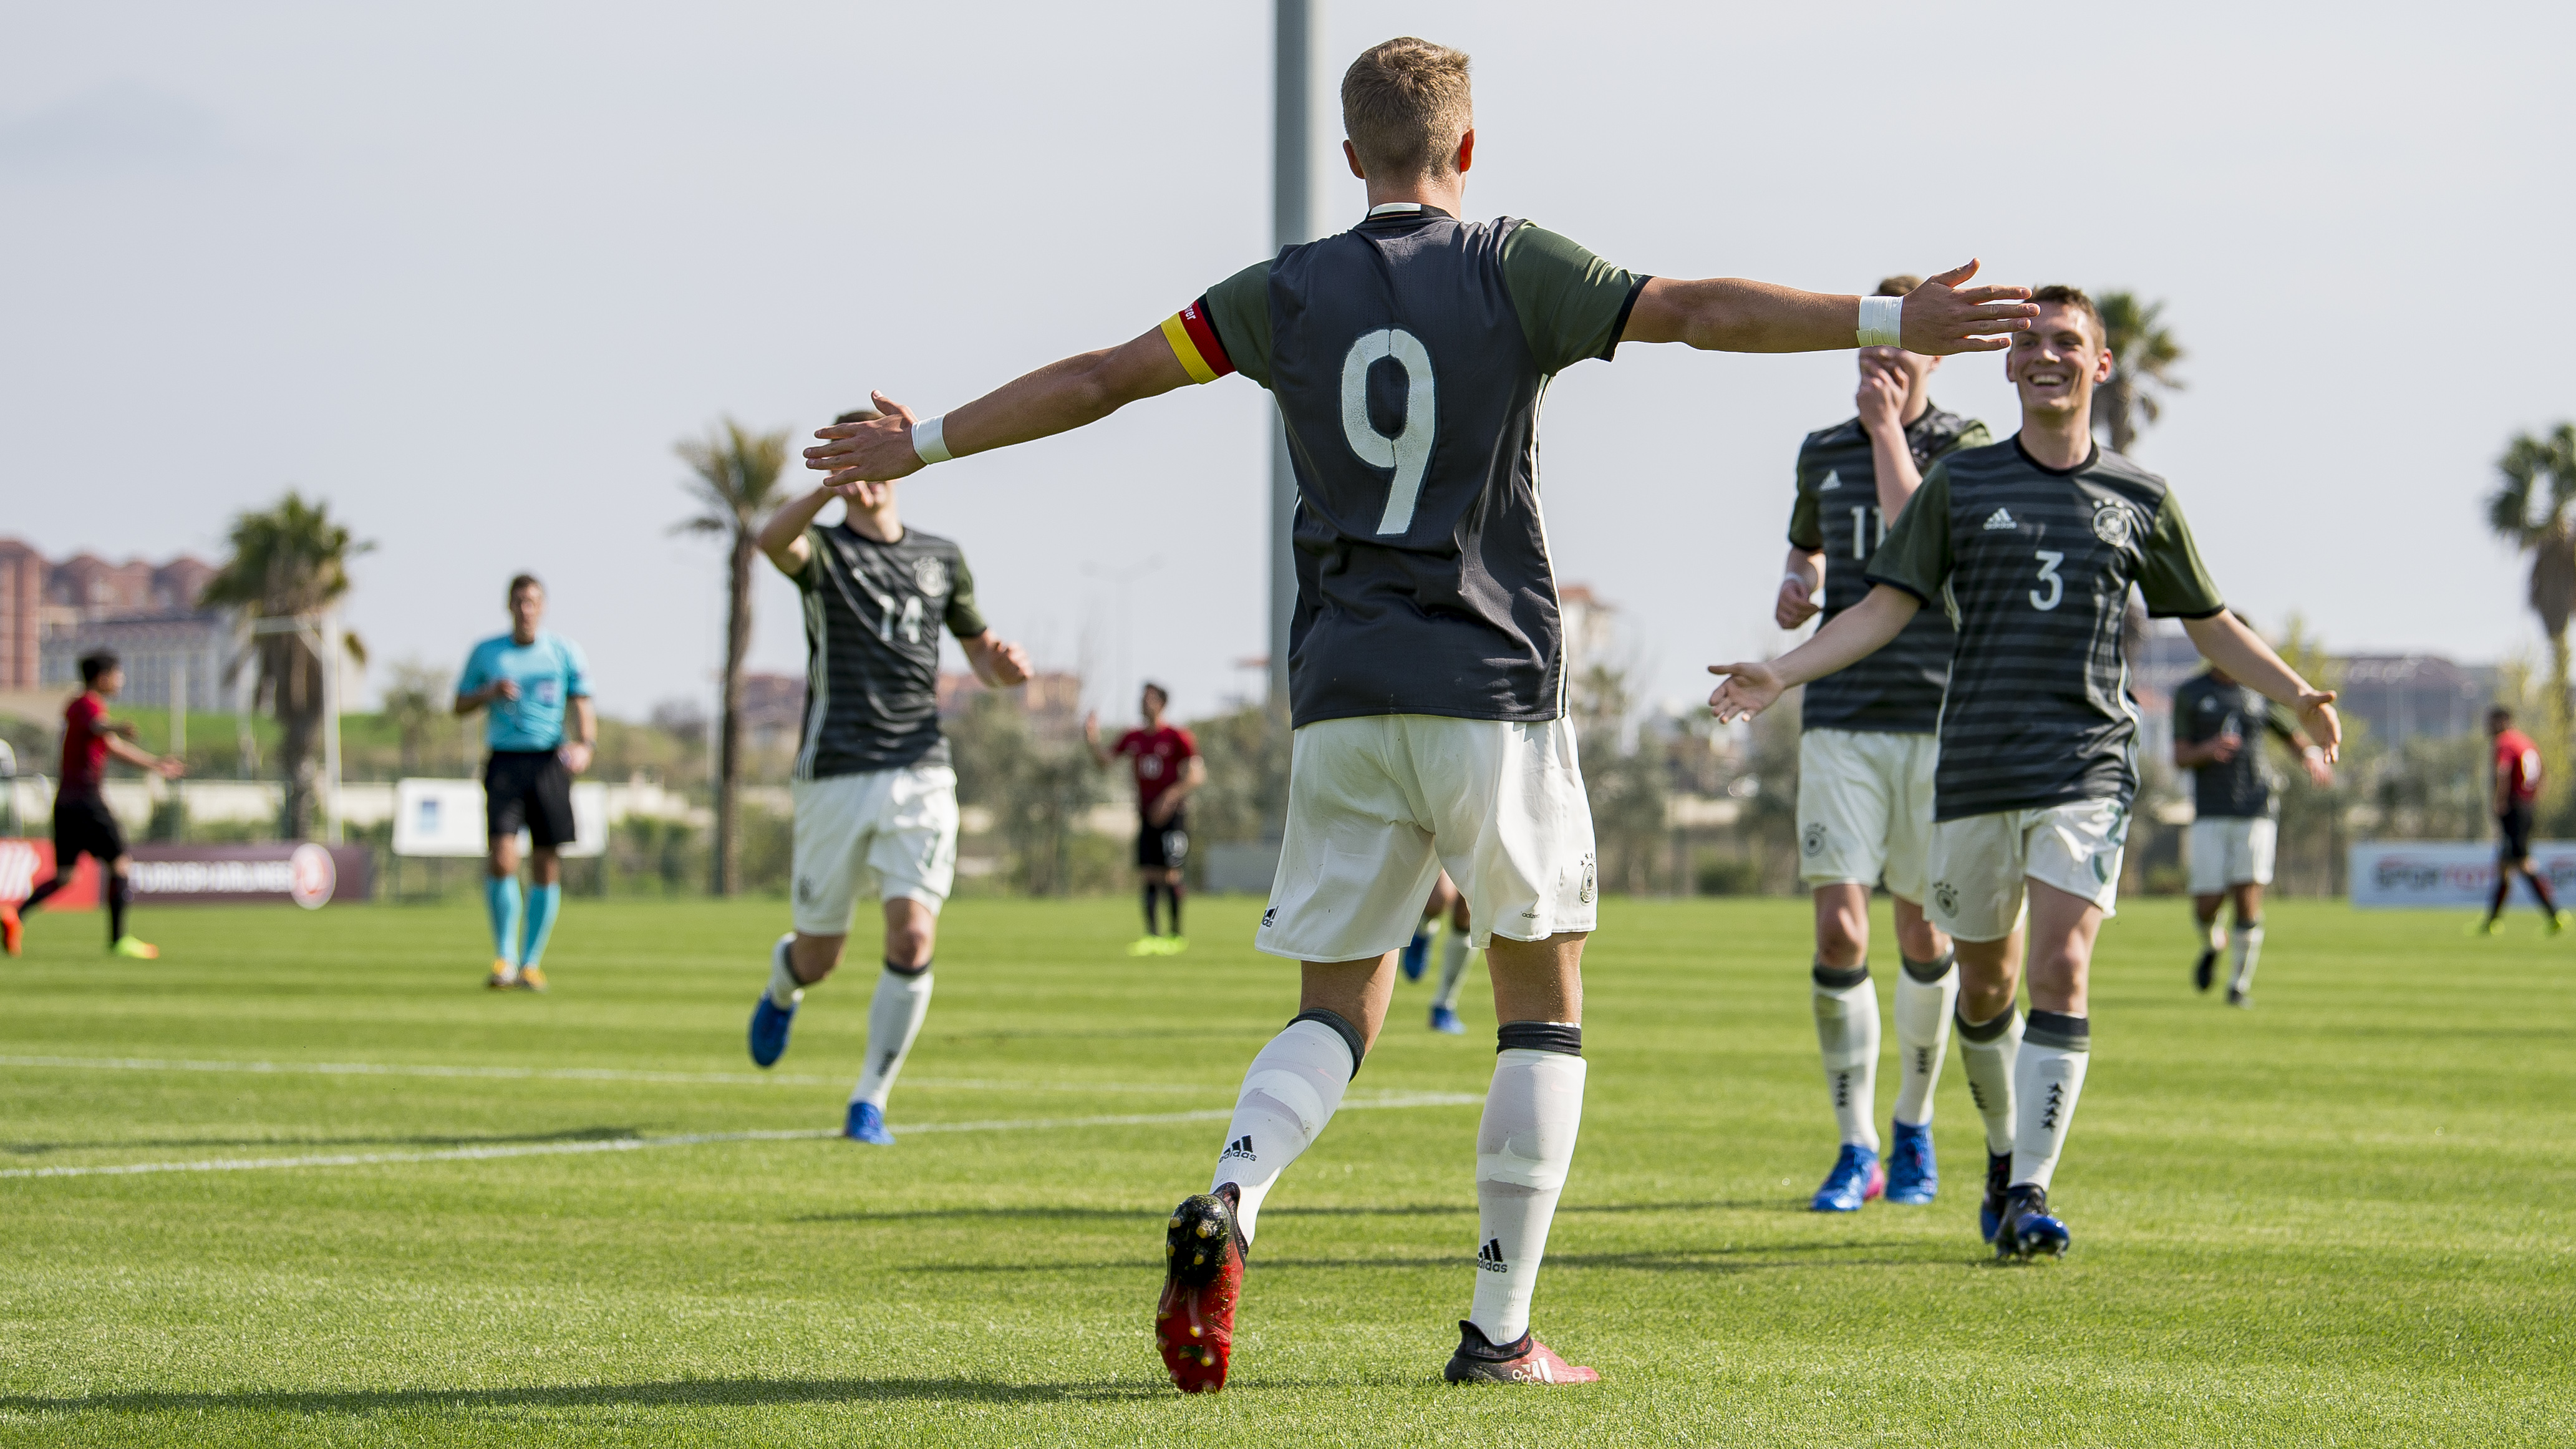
[1856,294,1904,349]
[911,414,953,465]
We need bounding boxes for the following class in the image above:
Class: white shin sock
[1432,930,1474,1011]
[850,964,934,1110]
[2010,1012,2090,1191]
[1955,1004,2022,1156]
[2229,922,2265,994]
[1892,954,1959,1127]
[1811,964,1881,1152]
[1210,1015,1357,1244]
[765,934,805,1009]
[1470,1035,1587,1346]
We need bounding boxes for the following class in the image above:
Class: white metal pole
[322,611,344,844]
[1269,0,1318,710]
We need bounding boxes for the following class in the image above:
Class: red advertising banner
[0,840,100,909]
[0,841,370,909]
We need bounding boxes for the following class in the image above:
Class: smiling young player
[799,37,2031,1388]
[1710,286,2339,1262]
[1776,275,1990,1214]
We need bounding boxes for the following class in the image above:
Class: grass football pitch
[2,893,2570,1446]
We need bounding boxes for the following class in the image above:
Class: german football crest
[1933,881,1960,917]
[2089,497,2139,549]
[1803,822,1829,858]
[911,556,951,598]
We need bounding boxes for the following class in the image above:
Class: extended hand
[155,756,186,780]
[987,638,1032,687]
[493,679,521,703]
[1900,261,2036,356]
[559,741,594,775]
[2302,749,2335,787]
[2297,691,2342,763]
[1774,577,1819,630]
[2209,731,2243,763]
[1706,661,1787,724]
[806,391,929,487]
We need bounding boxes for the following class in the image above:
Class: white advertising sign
[393,778,607,860]
[2348,840,2576,909]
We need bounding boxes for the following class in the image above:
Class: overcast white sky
[5,1,2571,723]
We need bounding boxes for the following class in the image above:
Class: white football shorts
[1796,727,1939,901]
[791,763,959,935]
[1925,797,2131,943]
[2187,815,2277,895]
[1256,714,1597,962]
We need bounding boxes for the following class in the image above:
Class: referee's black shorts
[51,792,125,866]
[2499,802,2536,863]
[485,749,577,849]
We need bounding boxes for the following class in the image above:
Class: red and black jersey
[60,694,110,798]
[2495,728,2542,805]
[1116,725,1197,812]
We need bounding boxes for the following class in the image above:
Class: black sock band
[1289,1008,1366,1078]
[1955,1005,2018,1043]
[1497,1021,1582,1057]
[1900,951,1955,984]
[1811,961,1869,991]
[107,874,129,942]
[884,957,931,979]
[2025,1009,2089,1051]
[2237,917,2262,932]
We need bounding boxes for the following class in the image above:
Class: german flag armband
[1160,298,1236,384]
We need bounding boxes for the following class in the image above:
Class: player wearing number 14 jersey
[800,36,2035,1390]
[1779,274,1988,1216]
[1710,286,2340,1264]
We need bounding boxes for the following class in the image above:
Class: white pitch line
[0,1094,1481,1182]
[0,1055,1208,1094]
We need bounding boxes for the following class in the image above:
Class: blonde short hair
[2032,284,2106,347]
[1341,37,1473,181]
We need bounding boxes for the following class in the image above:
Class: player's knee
[1816,911,1867,964]
[884,921,935,970]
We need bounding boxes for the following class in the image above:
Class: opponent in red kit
[3,651,186,958]
[1086,682,1205,955]
[2477,705,2565,934]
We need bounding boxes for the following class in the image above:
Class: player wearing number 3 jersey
[801,36,2038,1391]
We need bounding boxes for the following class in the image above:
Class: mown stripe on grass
[0,1055,1209,1094]
[0,1093,1482,1181]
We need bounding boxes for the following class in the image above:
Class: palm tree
[2093,292,2186,453]
[675,419,793,896]
[200,492,370,838]
[2488,423,2576,743]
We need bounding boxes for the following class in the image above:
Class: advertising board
[2348,840,2576,909]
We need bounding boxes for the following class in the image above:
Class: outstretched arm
[105,732,184,778]
[2181,611,2341,762]
[960,629,1031,689]
[757,487,838,576]
[805,330,1195,486]
[1708,584,1922,722]
[1624,261,2033,356]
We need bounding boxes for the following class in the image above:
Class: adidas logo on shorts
[1983,508,2017,530]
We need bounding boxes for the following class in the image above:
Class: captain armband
[1160,298,1236,384]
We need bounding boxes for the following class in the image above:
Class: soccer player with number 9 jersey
[1710,286,2342,1264]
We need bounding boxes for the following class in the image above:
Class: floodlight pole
[1268,0,1317,710]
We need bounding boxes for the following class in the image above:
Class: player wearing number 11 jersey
[800,36,2036,1390]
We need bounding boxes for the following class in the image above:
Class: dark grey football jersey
[790,522,986,778]
[1868,439,2224,820]
[2174,672,2295,820]
[1786,405,1988,732]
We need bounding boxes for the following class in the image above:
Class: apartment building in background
[0,538,239,711]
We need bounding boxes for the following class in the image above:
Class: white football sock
[1431,929,1474,1010]
[2229,921,2265,994]
[2010,1012,2090,1191]
[1811,964,1880,1152]
[1469,1034,1587,1346]
[850,964,934,1110]
[1892,953,1958,1128]
[1955,1004,2022,1156]
[765,934,805,1010]
[1209,1015,1357,1244]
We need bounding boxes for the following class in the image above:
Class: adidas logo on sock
[1983,508,2017,530]
[1476,1238,1509,1273]
[2040,1083,2066,1130]
[1218,1135,1257,1164]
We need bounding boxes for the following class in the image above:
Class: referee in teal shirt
[454,573,593,991]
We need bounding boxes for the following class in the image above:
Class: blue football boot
[1429,1004,1465,1035]
[1979,1150,2013,1242]
[1885,1120,1938,1204]
[1809,1143,1886,1212]
[1400,929,1431,982]
[747,935,800,1068]
[845,1100,894,1145]
[1992,1183,2070,1261]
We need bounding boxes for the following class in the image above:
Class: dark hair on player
[1140,681,1170,706]
[1874,275,1921,298]
[79,650,120,686]
[835,407,884,425]
[507,573,543,598]
[2031,284,2106,346]
[2491,704,2515,725]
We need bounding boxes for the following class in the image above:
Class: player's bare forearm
[804,330,1194,485]
[1865,422,1925,521]
[962,630,1031,689]
[1622,262,2033,356]
[571,697,596,749]
[1775,546,1824,629]
[757,488,833,574]
[2182,613,2342,760]
[105,735,160,770]
[1711,585,1920,722]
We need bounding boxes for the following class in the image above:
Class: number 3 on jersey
[1341,328,1436,536]
[2030,550,2065,612]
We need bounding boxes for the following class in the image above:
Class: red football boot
[1154,1188,1245,1393]
[1443,1319,1601,1385]
[1,903,19,957]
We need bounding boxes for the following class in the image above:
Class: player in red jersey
[3,651,185,958]
[1087,682,1204,955]
[2477,705,2565,934]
